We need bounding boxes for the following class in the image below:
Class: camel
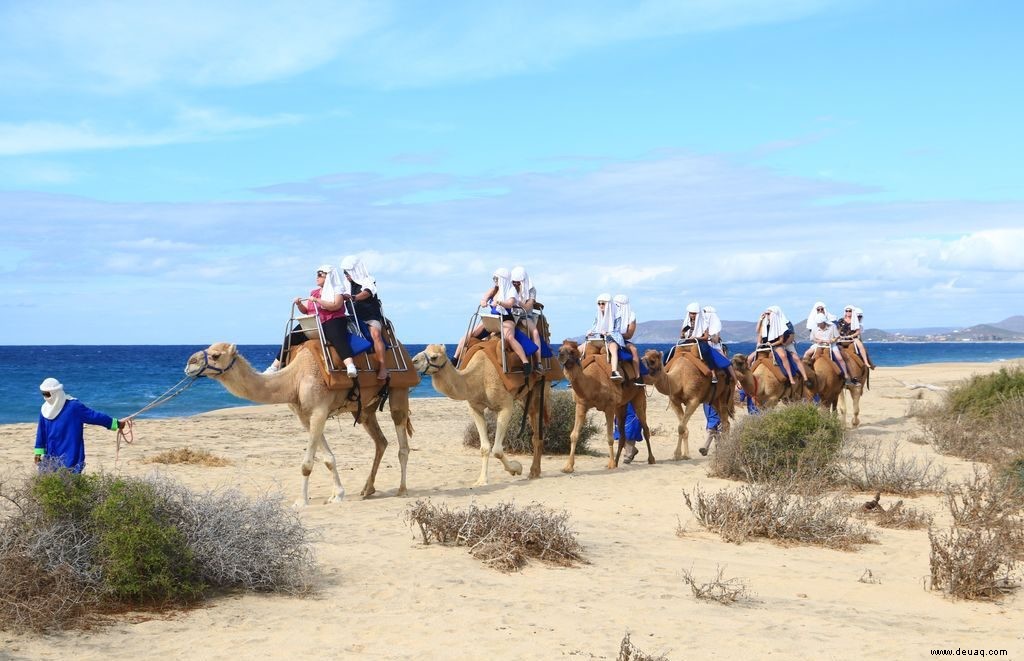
[837,341,870,427]
[556,340,653,473]
[731,351,806,410]
[641,347,735,460]
[184,342,413,507]
[410,343,549,486]
[802,347,845,415]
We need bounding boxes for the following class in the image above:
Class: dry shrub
[681,565,753,605]
[148,447,231,467]
[462,389,599,455]
[683,481,874,550]
[836,440,946,495]
[0,470,318,633]
[405,499,585,572]
[929,526,1018,600]
[918,369,1024,464]
[618,633,668,661]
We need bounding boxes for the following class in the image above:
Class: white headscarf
[340,255,377,296]
[843,305,861,331]
[613,294,634,331]
[317,264,344,306]
[806,301,837,331]
[685,302,707,338]
[40,377,73,420]
[702,306,722,337]
[509,266,534,305]
[764,305,790,342]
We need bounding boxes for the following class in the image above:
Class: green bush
[946,367,1024,419]
[32,471,100,522]
[91,479,204,603]
[463,388,600,455]
[711,403,844,482]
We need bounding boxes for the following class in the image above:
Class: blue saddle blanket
[514,328,555,359]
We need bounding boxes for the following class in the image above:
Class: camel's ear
[564,339,579,349]
[437,344,447,353]
[227,343,237,356]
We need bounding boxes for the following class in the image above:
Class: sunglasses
[597,302,606,305]
[316,271,327,277]
[41,391,51,398]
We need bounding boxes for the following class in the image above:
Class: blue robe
[35,400,115,473]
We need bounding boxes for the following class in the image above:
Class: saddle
[671,343,712,378]
[753,351,787,384]
[288,333,421,392]
[580,341,639,383]
[838,342,865,372]
[462,335,555,394]
[811,346,842,377]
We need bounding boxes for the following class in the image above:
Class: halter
[419,354,448,375]
[193,349,238,377]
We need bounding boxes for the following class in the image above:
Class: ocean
[2,342,1023,425]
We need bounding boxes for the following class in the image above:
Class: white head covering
[317,264,344,306]
[764,305,790,342]
[494,267,510,280]
[613,294,633,330]
[843,305,861,331]
[340,255,377,296]
[40,377,73,420]
[596,292,611,303]
[686,302,700,314]
[806,301,836,330]
[685,302,709,337]
[702,306,722,336]
[509,266,534,305]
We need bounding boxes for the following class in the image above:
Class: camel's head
[185,342,238,378]
[731,353,749,373]
[557,340,581,369]
[411,344,449,375]
[641,349,664,376]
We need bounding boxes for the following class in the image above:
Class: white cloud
[941,229,1024,272]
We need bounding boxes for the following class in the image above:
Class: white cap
[40,377,62,392]
[686,302,700,313]
[596,292,611,303]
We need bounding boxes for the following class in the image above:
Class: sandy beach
[2,360,1022,660]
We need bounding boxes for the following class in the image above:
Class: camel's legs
[603,409,617,469]
[612,405,627,468]
[491,405,524,478]
[527,387,544,479]
[359,413,388,498]
[299,408,342,506]
[469,404,492,486]
[561,400,589,474]
[317,433,346,504]
[388,387,412,495]
[669,398,699,460]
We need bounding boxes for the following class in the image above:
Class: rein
[115,373,200,462]
[193,350,238,377]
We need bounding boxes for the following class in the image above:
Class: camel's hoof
[675,453,690,461]
[698,447,708,456]
[292,499,309,509]
[472,479,488,487]
[606,461,617,469]
[507,460,523,476]
[529,470,540,480]
[647,457,656,465]
[397,486,408,496]
[359,487,375,499]
[561,465,575,474]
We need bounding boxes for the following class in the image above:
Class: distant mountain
[630,319,755,344]
[882,327,959,336]
[993,316,1024,333]
[946,324,1024,342]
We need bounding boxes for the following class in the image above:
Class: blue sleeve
[35,415,47,454]
[78,402,115,430]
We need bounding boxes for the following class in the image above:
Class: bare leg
[371,325,388,379]
[856,338,874,368]
[502,320,528,364]
[774,347,795,384]
[607,340,621,378]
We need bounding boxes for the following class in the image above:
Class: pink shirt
[309,288,347,323]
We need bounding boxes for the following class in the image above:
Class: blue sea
[2,342,1023,424]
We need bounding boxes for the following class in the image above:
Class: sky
[1,0,1022,345]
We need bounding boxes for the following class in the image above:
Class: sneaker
[262,364,280,375]
[632,378,645,386]
[522,364,533,378]
[623,444,639,464]
[711,376,718,384]
[346,364,358,378]
[610,370,623,381]
[845,379,855,386]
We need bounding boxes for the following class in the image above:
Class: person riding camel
[804,313,858,385]
[752,305,810,386]
[837,305,876,369]
[453,267,509,365]
[341,255,388,381]
[805,301,837,340]
[614,294,644,386]
[679,302,738,385]
[494,266,534,376]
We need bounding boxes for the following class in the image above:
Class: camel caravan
[184,261,874,505]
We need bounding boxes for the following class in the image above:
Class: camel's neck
[429,362,477,401]
[214,356,293,405]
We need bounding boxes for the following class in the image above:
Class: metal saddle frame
[456,303,555,375]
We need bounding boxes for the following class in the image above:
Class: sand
[2,361,1023,660]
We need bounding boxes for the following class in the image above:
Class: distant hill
[993,316,1024,333]
[946,324,1024,342]
[630,319,756,343]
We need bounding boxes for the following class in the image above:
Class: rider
[805,302,837,340]
[752,305,809,386]
[341,256,388,381]
[453,267,508,365]
[804,313,858,386]
[615,294,644,386]
[494,266,533,376]
[837,305,876,369]
[680,302,738,385]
